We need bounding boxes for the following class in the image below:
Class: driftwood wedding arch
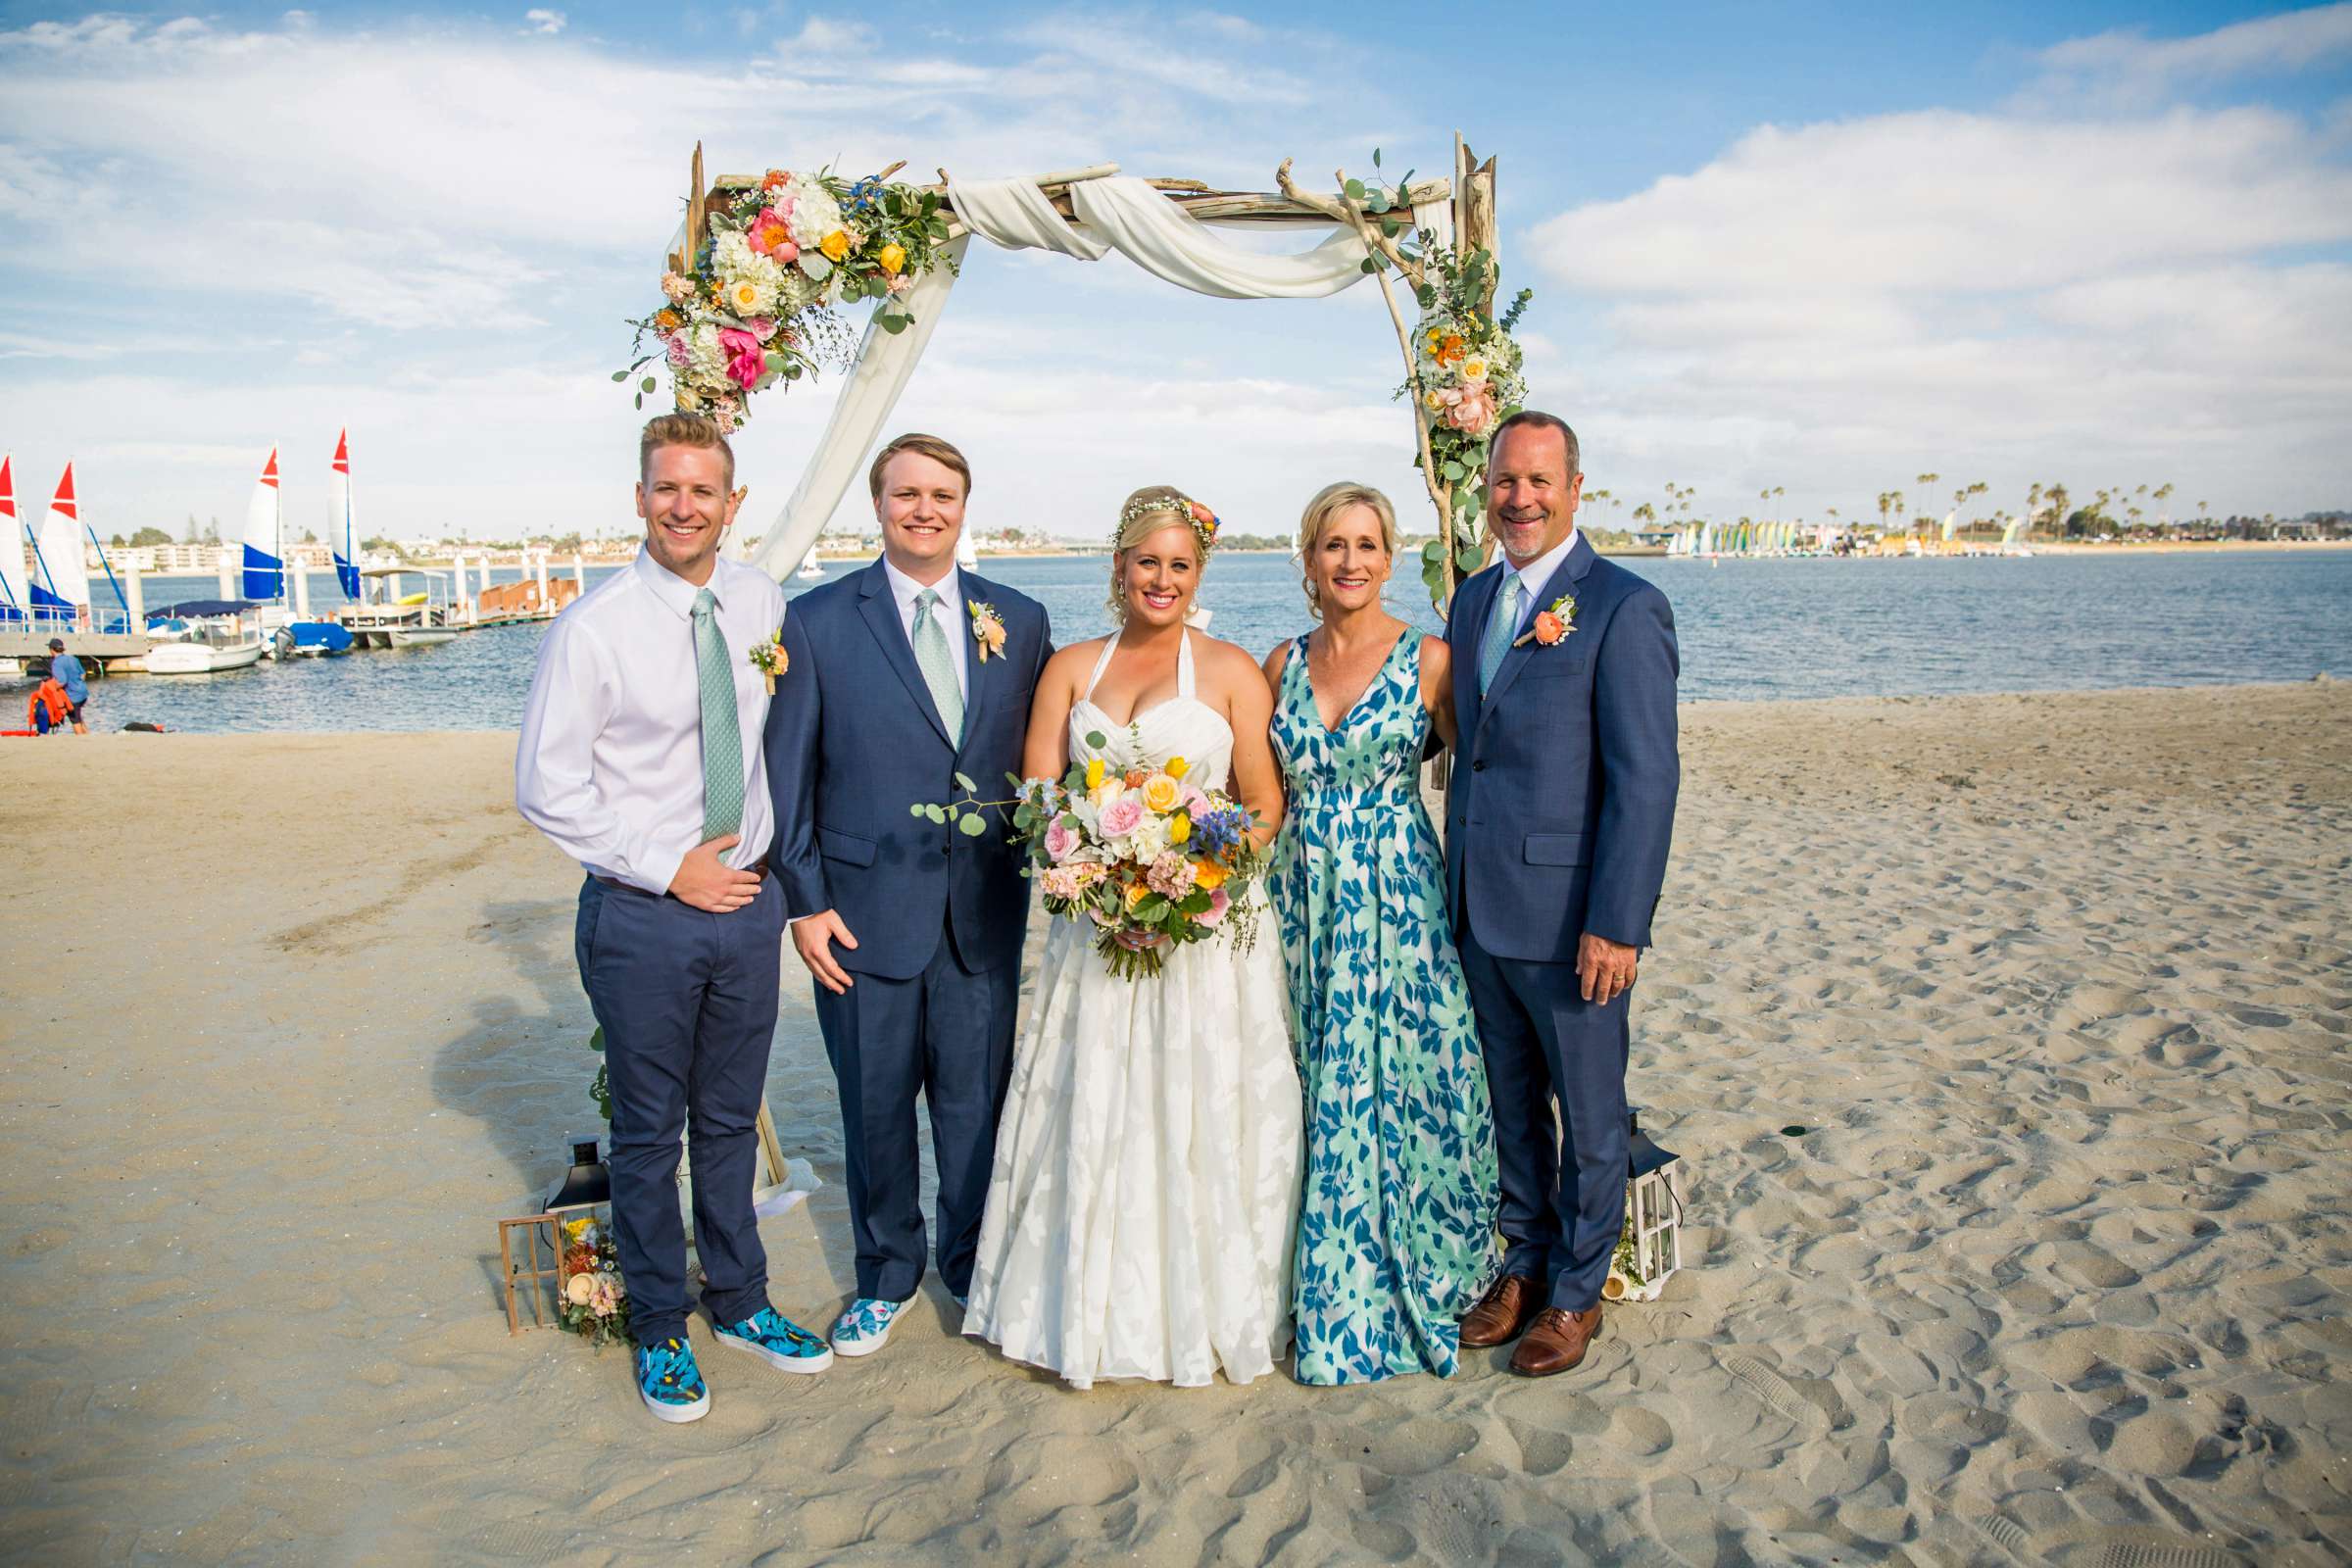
[651,136,1509,610]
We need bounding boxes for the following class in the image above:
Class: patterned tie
[912,588,964,746]
[1479,573,1523,696]
[691,588,743,843]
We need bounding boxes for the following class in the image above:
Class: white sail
[2001,516,2025,547]
[1940,508,1960,542]
[956,526,979,571]
[0,454,25,618]
[242,445,284,600]
[33,463,91,612]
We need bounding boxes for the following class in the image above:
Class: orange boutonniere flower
[748,630,788,693]
[1514,592,1579,649]
[968,601,1006,662]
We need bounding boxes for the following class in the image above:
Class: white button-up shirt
[882,557,968,699]
[515,547,784,895]
[1495,526,1581,635]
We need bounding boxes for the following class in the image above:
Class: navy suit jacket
[763,561,1052,980]
[1444,532,1680,962]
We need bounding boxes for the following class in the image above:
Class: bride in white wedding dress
[963,486,1303,1389]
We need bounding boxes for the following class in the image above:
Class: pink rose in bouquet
[1043,820,1080,862]
[664,332,691,368]
[1445,383,1498,435]
[1195,886,1232,927]
[1097,796,1146,840]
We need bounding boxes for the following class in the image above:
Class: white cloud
[1522,50,2352,522]
[522,9,565,36]
[2035,2,2352,85]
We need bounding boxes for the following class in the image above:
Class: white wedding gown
[964,631,1304,1389]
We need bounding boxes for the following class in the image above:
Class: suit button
[941,844,952,858]
[1472,759,1489,771]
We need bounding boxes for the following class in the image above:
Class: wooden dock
[0,630,156,677]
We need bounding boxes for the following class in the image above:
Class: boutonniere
[748,629,787,693]
[1514,592,1578,648]
[969,600,1006,662]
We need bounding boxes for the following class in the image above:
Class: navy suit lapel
[856,561,954,749]
[954,570,1001,760]
[1477,534,1596,726]
[1452,564,1499,739]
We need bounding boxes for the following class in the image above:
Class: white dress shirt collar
[631,545,723,618]
[882,556,962,618]
[1497,526,1580,628]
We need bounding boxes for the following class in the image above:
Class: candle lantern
[1603,1108,1685,1303]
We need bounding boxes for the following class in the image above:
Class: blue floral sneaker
[634,1336,710,1423]
[830,1296,909,1357]
[712,1305,834,1376]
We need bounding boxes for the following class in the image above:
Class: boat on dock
[343,566,461,649]
[143,608,270,673]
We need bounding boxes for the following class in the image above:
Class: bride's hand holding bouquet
[917,739,1268,980]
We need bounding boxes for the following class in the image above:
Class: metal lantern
[1603,1109,1684,1303]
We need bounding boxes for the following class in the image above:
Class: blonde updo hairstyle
[1296,481,1400,619]
[1106,484,1206,623]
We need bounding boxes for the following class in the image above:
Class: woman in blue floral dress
[1262,481,1499,1384]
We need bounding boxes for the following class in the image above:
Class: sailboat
[956,526,980,573]
[30,464,91,627]
[242,445,285,605]
[0,455,25,624]
[329,429,362,601]
[795,543,825,580]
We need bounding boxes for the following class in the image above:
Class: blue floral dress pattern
[1270,632,1499,1384]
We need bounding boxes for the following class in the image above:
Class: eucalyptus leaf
[1421,539,1445,564]
[924,804,947,824]
[641,376,658,393]
[1456,545,1486,572]
[1372,147,1382,167]
[588,1026,605,1054]
[1344,177,1365,200]
[957,814,986,837]
[909,803,927,817]
[954,771,976,793]
[880,314,909,334]
[1085,731,1107,749]
[611,370,629,383]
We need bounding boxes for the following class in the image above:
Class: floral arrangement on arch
[614,166,956,431]
[916,753,1269,981]
[1277,152,1535,607]
[557,1216,630,1348]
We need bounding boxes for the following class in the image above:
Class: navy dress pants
[1456,918,1631,1314]
[575,872,782,1346]
[812,927,1019,1302]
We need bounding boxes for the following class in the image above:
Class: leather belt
[597,857,768,895]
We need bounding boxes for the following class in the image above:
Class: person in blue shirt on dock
[46,639,88,735]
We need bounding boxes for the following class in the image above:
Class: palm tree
[1914,473,1939,537]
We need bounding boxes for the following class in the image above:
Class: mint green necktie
[1479,574,1523,695]
[692,588,743,842]
[912,588,964,745]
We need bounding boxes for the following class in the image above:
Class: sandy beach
[3,682,2347,1565]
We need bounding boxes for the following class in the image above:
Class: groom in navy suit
[764,432,1052,1357]
[1445,411,1680,1377]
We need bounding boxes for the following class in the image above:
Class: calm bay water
[25,550,2352,733]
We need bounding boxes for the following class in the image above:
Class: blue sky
[2,1,2348,544]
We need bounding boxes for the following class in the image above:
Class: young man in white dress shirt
[516,413,833,1422]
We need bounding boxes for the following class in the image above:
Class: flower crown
[1119,492,1221,555]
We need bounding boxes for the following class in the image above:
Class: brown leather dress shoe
[1458,1274,1543,1348]
[1509,1306,1603,1377]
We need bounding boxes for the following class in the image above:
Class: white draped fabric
[746,174,1454,581]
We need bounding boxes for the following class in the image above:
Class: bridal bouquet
[918,741,1268,980]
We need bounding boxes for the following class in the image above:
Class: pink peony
[746,316,778,342]
[1097,797,1145,840]
[1195,887,1232,927]
[1044,820,1080,862]
[717,327,764,390]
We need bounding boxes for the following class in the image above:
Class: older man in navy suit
[1445,411,1680,1377]
[764,432,1051,1359]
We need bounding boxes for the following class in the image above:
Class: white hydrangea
[1129,813,1169,862]
[685,322,728,382]
[782,174,844,251]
